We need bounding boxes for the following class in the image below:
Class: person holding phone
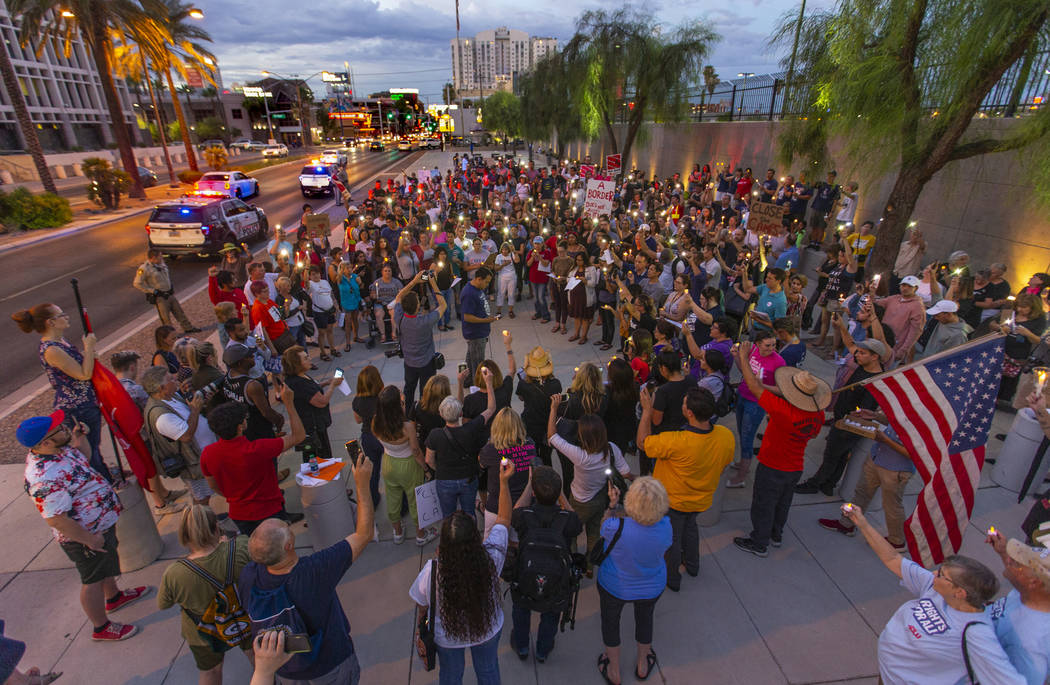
[394,270,447,405]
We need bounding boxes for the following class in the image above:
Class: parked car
[197,139,226,151]
[420,138,441,150]
[146,196,267,257]
[229,138,254,150]
[193,171,259,199]
[138,166,158,188]
[261,144,288,158]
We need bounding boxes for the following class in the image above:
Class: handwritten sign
[583,178,614,219]
[415,481,444,529]
[748,201,785,235]
[304,212,331,237]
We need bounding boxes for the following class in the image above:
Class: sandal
[600,344,613,351]
[354,337,368,343]
[508,311,515,318]
[635,650,658,681]
[597,653,619,685]
[344,344,352,352]
[578,337,588,345]
[568,334,579,342]
[332,350,342,358]
[320,354,332,362]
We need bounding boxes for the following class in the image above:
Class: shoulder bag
[415,561,438,671]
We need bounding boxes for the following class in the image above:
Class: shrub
[82,157,130,210]
[202,145,228,170]
[178,169,204,184]
[0,187,72,231]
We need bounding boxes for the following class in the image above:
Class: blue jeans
[435,477,478,519]
[511,603,559,657]
[67,403,109,482]
[735,396,766,463]
[436,628,501,685]
[288,323,306,347]
[532,281,550,320]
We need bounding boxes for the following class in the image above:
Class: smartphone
[344,439,361,461]
[333,368,344,379]
[284,633,311,654]
[458,362,468,374]
[421,272,430,281]
[558,393,569,402]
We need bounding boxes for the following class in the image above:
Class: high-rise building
[451,27,557,96]
[0,2,139,151]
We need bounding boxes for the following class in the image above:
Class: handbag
[415,561,438,671]
[603,444,629,502]
[589,517,625,567]
[300,318,316,337]
[432,352,445,370]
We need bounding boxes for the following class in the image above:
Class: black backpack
[712,374,737,418]
[510,508,578,614]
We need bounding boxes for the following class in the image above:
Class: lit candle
[987,525,997,536]
[842,503,854,513]
[502,329,508,337]
[1035,367,1049,395]
[501,457,510,467]
[872,273,882,286]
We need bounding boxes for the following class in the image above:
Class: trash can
[115,476,164,572]
[699,464,733,527]
[299,466,356,551]
[838,437,882,511]
[992,408,1050,495]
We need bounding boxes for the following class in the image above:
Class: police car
[319,149,347,165]
[146,196,268,257]
[194,171,259,199]
[299,162,339,198]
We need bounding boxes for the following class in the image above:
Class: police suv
[299,162,339,198]
[146,196,268,257]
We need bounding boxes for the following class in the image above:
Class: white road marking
[0,263,95,302]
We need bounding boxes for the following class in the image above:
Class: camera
[384,342,403,358]
[421,272,430,282]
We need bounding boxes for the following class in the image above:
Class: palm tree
[200,85,227,133]
[0,19,56,192]
[10,0,147,198]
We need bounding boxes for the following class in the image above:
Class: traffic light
[387,112,394,120]
[406,113,412,120]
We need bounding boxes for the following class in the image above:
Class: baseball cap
[16,410,65,448]
[900,275,921,287]
[1007,539,1050,590]
[855,338,889,361]
[926,300,959,316]
[222,343,254,366]
[347,205,358,213]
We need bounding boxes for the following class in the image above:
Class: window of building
[231,108,242,119]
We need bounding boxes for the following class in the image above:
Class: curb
[0,154,316,256]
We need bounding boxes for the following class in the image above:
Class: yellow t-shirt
[644,425,736,512]
[847,233,877,258]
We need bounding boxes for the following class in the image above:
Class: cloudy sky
[199,0,832,102]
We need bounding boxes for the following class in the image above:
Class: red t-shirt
[251,299,288,341]
[736,177,754,198]
[756,392,824,472]
[528,247,554,284]
[630,357,650,384]
[200,436,285,521]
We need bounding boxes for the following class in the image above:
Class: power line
[349,67,450,77]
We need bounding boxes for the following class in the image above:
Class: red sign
[606,154,621,171]
[185,67,204,89]
[579,164,595,178]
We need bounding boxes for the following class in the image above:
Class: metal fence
[674,51,1050,122]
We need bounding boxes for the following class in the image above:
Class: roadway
[0,147,422,398]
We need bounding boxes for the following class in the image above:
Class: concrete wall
[565,120,1050,279]
[0,144,250,183]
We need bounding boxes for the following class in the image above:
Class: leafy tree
[11,0,148,198]
[772,0,1050,274]
[83,156,130,209]
[561,7,718,175]
[194,116,224,141]
[482,91,522,149]
[442,82,456,105]
[201,144,226,170]
[518,53,584,159]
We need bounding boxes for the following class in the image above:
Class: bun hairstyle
[12,303,57,334]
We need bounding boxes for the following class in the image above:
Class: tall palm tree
[0,20,56,192]
[10,0,147,198]
[142,0,217,173]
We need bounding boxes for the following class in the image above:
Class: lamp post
[261,69,324,147]
[737,72,755,117]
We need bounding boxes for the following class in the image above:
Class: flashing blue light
[180,208,191,214]
[315,166,324,173]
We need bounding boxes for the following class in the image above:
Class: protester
[133,249,201,333]
[238,452,374,684]
[217,345,282,441]
[19,410,145,642]
[373,385,433,546]
[281,345,339,462]
[985,530,1050,683]
[394,270,446,404]
[515,347,562,467]
[727,331,785,489]
[479,407,542,540]
[352,365,384,519]
[460,267,497,380]
[916,300,971,359]
[595,477,672,685]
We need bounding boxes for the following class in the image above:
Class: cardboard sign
[415,480,444,529]
[579,164,595,178]
[606,154,621,171]
[304,213,331,237]
[748,201,785,235]
[583,178,615,218]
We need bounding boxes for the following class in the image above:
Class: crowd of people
[7,150,1050,685]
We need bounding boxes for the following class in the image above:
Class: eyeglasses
[936,567,961,588]
[49,312,70,321]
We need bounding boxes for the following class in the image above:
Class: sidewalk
[0,302,1030,684]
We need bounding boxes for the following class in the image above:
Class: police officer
[132,249,200,333]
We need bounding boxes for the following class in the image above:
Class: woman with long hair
[478,408,541,540]
[567,252,600,344]
[410,461,514,685]
[12,302,109,481]
[336,261,363,351]
[605,358,640,455]
[515,346,562,467]
[352,366,384,530]
[990,292,1047,402]
[159,505,252,685]
[187,341,222,398]
[372,385,434,546]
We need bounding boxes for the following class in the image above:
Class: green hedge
[0,188,73,231]
[178,170,204,184]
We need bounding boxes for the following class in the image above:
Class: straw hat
[523,346,554,378]
[774,367,832,412]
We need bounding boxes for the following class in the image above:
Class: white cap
[900,275,921,287]
[926,300,959,315]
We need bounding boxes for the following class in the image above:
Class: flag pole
[829,332,1006,395]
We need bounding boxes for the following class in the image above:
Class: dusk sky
[198,0,832,103]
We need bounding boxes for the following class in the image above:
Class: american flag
[864,335,1005,567]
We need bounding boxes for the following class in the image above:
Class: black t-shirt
[1005,316,1046,360]
[652,377,698,433]
[425,415,488,480]
[832,365,881,419]
[691,305,723,349]
[967,279,1012,328]
[515,373,562,438]
[539,177,556,198]
[479,439,543,513]
[462,375,514,418]
[511,503,583,543]
[410,403,445,447]
[285,374,331,434]
[351,395,378,436]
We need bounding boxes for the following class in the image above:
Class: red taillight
[144,224,151,233]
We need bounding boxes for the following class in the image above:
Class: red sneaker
[91,622,138,641]
[105,586,151,613]
[818,518,856,536]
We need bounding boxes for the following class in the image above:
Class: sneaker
[393,530,405,545]
[152,500,186,516]
[818,518,856,536]
[733,537,768,558]
[820,483,836,497]
[416,528,439,546]
[725,477,747,489]
[536,645,553,663]
[164,488,187,503]
[105,586,151,613]
[513,639,529,661]
[770,537,783,548]
[885,537,906,552]
[794,480,820,494]
[91,621,138,641]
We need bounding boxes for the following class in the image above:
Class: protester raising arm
[841,504,903,578]
[734,341,776,399]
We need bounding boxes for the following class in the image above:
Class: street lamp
[737,72,755,115]
[188,7,204,19]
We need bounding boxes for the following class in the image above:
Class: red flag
[92,363,157,490]
[865,335,1004,567]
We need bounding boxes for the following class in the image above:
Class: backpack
[713,375,738,418]
[144,400,194,478]
[242,568,323,674]
[510,508,578,614]
[177,538,252,651]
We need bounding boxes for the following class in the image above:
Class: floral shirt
[25,447,121,542]
[39,339,96,410]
